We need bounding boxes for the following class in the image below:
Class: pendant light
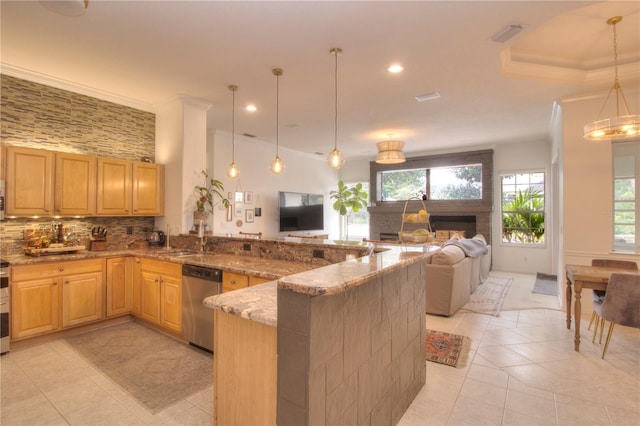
[270,68,285,175]
[376,134,406,164]
[328,48,345,169]
[227,85,239,178]
[584,16,640,140]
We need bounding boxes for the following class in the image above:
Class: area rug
[459,276,513,316]
[64,321,212,414]
[425,329,471,368]
[532,272,558,296]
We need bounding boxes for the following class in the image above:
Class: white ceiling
[1,1,639,161]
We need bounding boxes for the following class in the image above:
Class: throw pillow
[431,245,466,265]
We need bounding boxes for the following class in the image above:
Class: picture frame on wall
[246,209,255,223]
[244,191,253,204]
[235,204,243,217]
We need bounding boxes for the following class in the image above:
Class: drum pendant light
[227,85,239,179]
[328,47,345,169]
[584,16,640,140]
[270,68,285,175]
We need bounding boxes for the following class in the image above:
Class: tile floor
[1,273,639,426]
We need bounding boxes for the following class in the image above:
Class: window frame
[500,170,546,247]
[612,141,639,253]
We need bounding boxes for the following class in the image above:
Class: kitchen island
[206,244,438,426]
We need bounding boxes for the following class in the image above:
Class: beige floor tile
[62,395,143,426]
[502,409,557,426]
[607,405,640,426]
[186,385,214,415]
[555,393,611,426]
[506,376,555,402]
[476,344,535,368]
[447,394,505,425]
[458,377,507,408]
[0,393,69,426]
[466,363,509,388]
[504,388,556,424]
[160,405,213,426]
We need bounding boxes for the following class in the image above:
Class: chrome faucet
[198,220,205,252]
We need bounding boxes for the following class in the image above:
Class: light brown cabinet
[223,271,271,292]
[106,257,133,317]
[138,259,181,333]
[5,146,163,217]
[5,146,54,216]
[11,259,105,340]
[97,159,164,216]
[54,152,97,215]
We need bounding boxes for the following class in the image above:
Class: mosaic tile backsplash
[0,74,158,255]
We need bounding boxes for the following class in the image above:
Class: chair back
[591,259,638,270]
[601,273,640,328]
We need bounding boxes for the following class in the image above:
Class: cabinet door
[62,271,104,328]
[5,146,54,216]
[223,271,249,292]
[249,275,271,286]
[54,152,96,215]
[97,157,132,216]
[140,271,161,324]
[160,274,181,333]
[132,162,164,216]
[106,257,132,317]
[131,258,142,315]
[11,277,60,339]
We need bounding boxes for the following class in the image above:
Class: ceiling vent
[242,133,256,138]
[490,24,525,43]
[415,92,441,102]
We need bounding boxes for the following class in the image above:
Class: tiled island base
[277,261,426,425]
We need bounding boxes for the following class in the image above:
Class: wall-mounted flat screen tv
[279,191,324,232]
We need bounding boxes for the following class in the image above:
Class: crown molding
[0,63,155,113]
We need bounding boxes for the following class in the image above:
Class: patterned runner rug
[64,321,212,414]
[459,276,513,316]
[425,329,471,368]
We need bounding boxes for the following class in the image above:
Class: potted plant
[194,170,230,222]
[329,180,368,241]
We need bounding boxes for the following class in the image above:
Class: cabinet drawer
[139,258,181,277]
[223,272,249,292]
[13,259,104,281]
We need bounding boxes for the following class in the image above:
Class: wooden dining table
[564,264,638,351]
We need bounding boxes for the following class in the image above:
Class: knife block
[89,239,107,251]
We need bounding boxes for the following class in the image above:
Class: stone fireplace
[368,149,493,244]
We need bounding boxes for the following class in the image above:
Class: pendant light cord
[334,49,338,151]
[276,72,280,156]
[231,86,236,162]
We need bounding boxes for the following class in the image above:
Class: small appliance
[148,230,166,247]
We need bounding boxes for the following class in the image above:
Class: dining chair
[588,259,638,344]
[594,272,640,359]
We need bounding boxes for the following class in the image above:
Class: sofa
[425,234,491,316]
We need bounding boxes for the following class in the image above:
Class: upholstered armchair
[588,259,638,344]
[593,272,640,359]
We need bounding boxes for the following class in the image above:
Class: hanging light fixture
[328,48,345,169]
[227,85,239,179]
[584,16,640,140]
[270,68,285,175]
[376,137,406,164]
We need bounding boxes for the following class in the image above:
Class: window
[345,181,370,240]
[378,164,482,201]
[612,141,639,252]
[501,172,545,245]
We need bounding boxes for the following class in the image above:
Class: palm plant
[502,188,544,243]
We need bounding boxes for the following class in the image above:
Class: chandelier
[583,16,640,140]
[376,139,406,164]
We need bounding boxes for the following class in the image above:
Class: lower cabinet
[106,257,133,317]
[223,271,271,292]
[11,259,105,340]
[138,258,182,333]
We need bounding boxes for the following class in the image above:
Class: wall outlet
[243,243,251,251]
[313,249,325,259]
[126,226,133,235]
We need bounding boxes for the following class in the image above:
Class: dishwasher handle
[182,264,222,282]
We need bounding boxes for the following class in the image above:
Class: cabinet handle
[230,280,236,284]
[59,267,64,272]
[53,281,58,286]
[45,209,50,213]
[126,209,129,212]
[64,280,69,285]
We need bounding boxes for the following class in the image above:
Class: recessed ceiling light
[388,64,403,73]
[39,0,88,16]
[245,105,257,112]
[415,92,441,102]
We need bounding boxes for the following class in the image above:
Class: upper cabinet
[5,146,54,216]
[6,146,164,217]
[132,161,164,216]
[55,152,97,216]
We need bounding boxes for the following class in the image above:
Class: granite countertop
[206,244,439,327]
[3,248,315,279]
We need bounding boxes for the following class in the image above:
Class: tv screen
[279,191,324,232]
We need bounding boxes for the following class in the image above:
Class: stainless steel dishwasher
[182,264,222,353]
